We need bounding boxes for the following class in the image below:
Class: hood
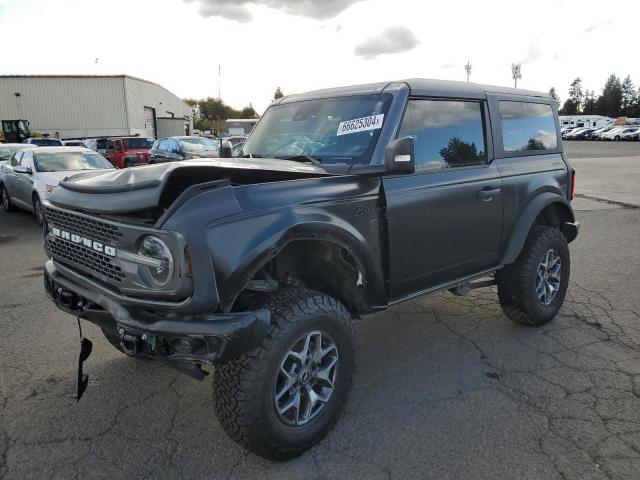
[38,169,114,186]
[49,157,336,214]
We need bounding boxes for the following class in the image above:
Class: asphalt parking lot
[1,142,640,479]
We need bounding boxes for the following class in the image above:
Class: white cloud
[354,26,420,60]
[584,20,613,33]
[184,0,365,22]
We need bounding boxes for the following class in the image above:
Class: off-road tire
[496,226,570,326]
[1,184,16,212]
[213,289,355,461]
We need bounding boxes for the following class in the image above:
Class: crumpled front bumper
[44,260,270,374]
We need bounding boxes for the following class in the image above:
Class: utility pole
[465,61,472,82]
[511,63,522,88]
[218,64,222,135]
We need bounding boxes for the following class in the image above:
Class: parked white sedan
[601,127,637,141]
[1,147,115,225]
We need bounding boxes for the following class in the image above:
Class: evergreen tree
[582,90,598,115]
[568,78,584,113]
[597,74,623,117]
[621,75,636,117]
[274,87,284,99]
[560,99,579,115]
[548,87,561,109]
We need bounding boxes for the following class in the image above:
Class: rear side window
[11,152,23,166]
[398,100,487,170]
[499,101,558,152]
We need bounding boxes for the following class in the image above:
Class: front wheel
[2,184,16,212]
[213,289,355,460]
[33,195,44,226]
[496,226,570,326]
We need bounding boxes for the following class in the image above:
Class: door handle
[477,188,501,200]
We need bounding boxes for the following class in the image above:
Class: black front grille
[45,208,123,244]
[47,237,125,283]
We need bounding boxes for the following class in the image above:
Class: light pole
[511,63,522,88]
[465,62,472,83]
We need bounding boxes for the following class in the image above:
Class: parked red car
[104,137,154,168]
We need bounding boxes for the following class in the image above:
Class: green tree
[274,87,284,99]
[559,99,579,115]
[621,75,636,116]
[239,103,259,119]
[597,74,623,117]
[183,98,202,129]
[438,138,483,167]
[548,87,560,109]
[582,90,598,115]
[568,78,584,113]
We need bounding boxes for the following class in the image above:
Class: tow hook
[119,328,140,356]
[118,328,156,357]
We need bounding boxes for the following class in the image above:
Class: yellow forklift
[0,120,31,143]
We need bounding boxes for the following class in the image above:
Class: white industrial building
[0,75,193,140]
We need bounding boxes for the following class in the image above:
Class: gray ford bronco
[43,79,579,460]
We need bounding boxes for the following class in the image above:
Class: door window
[398,100,487,171]
[499,101,558,152]
[157,139,169,152]
[106,140,114,152]
[21,151,34,168]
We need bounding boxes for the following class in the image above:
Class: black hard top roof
[278,78,550,104]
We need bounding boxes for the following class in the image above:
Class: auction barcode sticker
[337,114,384,136]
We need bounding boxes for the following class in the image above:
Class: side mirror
[219,141,233,158]
[384,136,415,174]
[14,165,32,174]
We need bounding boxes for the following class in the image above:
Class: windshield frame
[241,93,394,166]
[123,138,154,149]
[180,137,219,151]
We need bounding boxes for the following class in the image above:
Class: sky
[1,0,638,113]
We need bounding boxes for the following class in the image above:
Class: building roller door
[144,107,156,139]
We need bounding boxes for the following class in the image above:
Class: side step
[449,278,496,296]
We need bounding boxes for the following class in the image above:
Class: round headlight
[138,236,174,287]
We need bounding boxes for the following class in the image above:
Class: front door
[14,150,35,207]
[383,98,503,301]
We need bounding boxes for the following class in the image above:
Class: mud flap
[75,318,93,403]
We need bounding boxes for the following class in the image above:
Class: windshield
[32,138,63,146]
[34,152,115,172]
[181,137,219,151]
[124,138,154,149]
[242,94,393,164]
[0,147,18,160]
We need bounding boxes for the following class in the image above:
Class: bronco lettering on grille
[52,227,117,257]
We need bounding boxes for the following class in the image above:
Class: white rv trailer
[559,115,613,129]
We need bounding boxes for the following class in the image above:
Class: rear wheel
[496,226,570,326]
[2,184,16,212]
[213,289,355,460]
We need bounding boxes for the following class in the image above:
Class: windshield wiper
[275,155,322,166]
